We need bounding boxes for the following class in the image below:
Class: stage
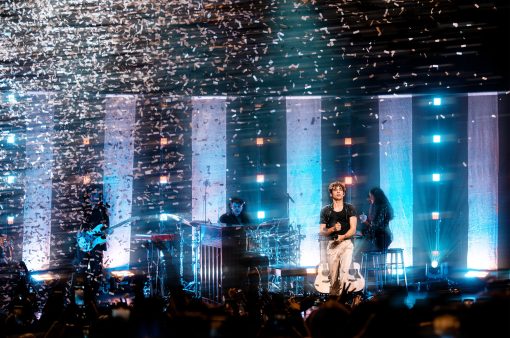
[1,0,509,336]
[2,258,508,312]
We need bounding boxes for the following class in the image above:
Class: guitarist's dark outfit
[76,197,110,296]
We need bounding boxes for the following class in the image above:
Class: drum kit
[131,215,303,297]
[133,232,178,297]
[245,218,303,266]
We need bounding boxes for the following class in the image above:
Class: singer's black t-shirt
[319,203,356,240]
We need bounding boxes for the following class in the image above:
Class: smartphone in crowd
[74,286,85,307]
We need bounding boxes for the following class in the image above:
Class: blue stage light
[431,259,439,269]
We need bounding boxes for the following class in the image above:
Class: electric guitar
[77,216,140,252]
[314,238,330,293]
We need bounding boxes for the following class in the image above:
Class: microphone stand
[284,192,295,220]
[203,179,209,224]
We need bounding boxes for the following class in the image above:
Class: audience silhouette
[0,268,509,338]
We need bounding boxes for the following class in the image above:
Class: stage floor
[2,263,509,317]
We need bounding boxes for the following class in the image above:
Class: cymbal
[258,218,289,226]
[164,214,193,226]
[189,220,209,227]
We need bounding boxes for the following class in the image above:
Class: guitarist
[76,189,110,296]
[319,181,358,296]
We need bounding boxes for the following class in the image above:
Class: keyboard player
[219,197,250,226]
[219,197,269,292]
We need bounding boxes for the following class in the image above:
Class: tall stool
[360,251,386,294]
[384,248,408,289]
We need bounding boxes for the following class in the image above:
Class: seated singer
[358,186,393,252]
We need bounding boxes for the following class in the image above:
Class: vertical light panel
[191,97,227,223]
[103,95,137,269]
[22,93,54,271]
[286,96,322,266]
[467,93,498,270]
[378,95,413,267]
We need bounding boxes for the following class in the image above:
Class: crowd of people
[0,272,508,338]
